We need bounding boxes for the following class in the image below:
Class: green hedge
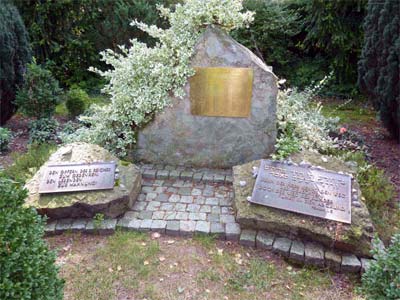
[0,176,64,300]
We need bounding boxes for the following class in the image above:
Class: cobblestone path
[118,176,241,239]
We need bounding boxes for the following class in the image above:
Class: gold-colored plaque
[189,67,253,117]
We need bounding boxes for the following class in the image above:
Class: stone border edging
[45,218,372,275]
[139,163,233,184]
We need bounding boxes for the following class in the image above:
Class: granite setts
[44,164,373,275]
[45,217,370,274]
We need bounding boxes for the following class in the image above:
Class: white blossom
[66,0,253,157]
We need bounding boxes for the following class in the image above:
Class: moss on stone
[25,143,141,219]
[232,151,375,258]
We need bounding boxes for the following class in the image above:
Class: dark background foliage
[358,0,400,142]
[14,0,177,89]
[3,0,398,141]
[0,0,31,125]
[233,0,366,97]
[14,0,367,97]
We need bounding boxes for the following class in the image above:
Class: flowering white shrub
[65,0,254,157]
[273,79,339,159]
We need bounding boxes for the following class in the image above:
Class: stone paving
[44,166,372,274]
[117,177,240,238]
[138,163,233,184]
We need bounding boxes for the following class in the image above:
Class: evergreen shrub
[65,87,90,118]
[0,1,31,124]
[15,62,61,119]
[28,118,59,144]
[358,0,400,142]
[0,176,64,300]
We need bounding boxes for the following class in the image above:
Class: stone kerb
[134,26,277,168]
[44,164,374,275]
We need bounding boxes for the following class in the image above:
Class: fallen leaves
[234,253,243,265]
[151,232,161,239]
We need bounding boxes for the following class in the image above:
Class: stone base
[25,143,142,220]
[232,151,375,258]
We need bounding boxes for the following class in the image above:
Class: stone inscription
[250,160,351,223]
[39,162,116,194]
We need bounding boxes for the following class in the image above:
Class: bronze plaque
[189,67,253,117]
[250,160,352,224]
[39,162,116,194]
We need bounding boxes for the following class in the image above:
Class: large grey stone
[25,143,142,220]
[134,26,277,168]
[232,150,375,258]
[195,221,211,234]
[70,219,88,232]
[210,222,225,238]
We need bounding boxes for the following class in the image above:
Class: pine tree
[0,0,31,125]
[358,0,400,142]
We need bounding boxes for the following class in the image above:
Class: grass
[50,232,359,300]
[3,143,56,183]
[60,231,160,300]
[320,100,376,124]
[192,233,218,249]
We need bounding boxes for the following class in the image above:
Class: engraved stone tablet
[39,162,116,194]
[250,160,352,224]
[189,67,253,117]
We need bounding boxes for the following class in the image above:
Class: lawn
[48,231,361,300]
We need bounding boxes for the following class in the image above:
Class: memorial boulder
[233,151,375,258]
[25,143,141,220]
[134,26,277,168]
